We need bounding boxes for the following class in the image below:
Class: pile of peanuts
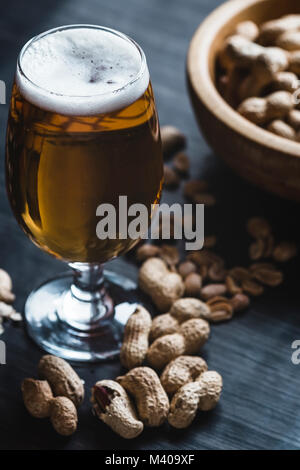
[217,14,300,141]
[22,348,222,438]
[91,299,222,438]
[21,126,298,441]
[108,304,223,436]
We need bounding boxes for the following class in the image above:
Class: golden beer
[6,72,162,263]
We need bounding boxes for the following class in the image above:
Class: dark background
[1,0,300,450]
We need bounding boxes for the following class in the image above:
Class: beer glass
[6,25,163,361]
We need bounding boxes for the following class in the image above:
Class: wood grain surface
[0,0,300,450]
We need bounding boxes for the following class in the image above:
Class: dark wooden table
[1,0,300,451]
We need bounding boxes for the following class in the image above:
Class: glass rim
[17,24,148,99]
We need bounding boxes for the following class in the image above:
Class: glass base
[24,269,145,362]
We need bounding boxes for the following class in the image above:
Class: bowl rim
[187,0,300,158]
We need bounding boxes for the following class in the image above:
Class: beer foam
[16,26,149,115]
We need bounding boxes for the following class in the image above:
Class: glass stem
[70,262,105,302]
[59,263,113,331]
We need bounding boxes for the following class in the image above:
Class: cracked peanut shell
[91,380,143,439]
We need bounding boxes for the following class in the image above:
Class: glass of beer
[6,25,163,361]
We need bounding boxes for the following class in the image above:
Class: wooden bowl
[187,0,300,202]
